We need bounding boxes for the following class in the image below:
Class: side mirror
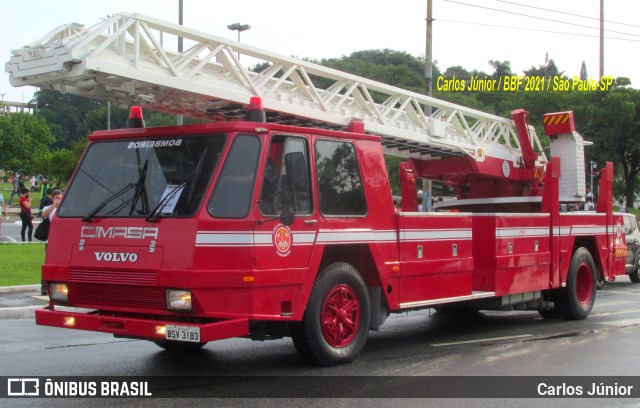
[279,207,295,226]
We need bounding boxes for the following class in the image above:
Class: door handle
[304,219,318,224]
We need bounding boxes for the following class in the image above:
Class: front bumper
[35,306,249,342]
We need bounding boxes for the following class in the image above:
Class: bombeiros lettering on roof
[81,226,159,239]
[127,139,182,149]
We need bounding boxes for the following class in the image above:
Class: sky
[1,0,638,104]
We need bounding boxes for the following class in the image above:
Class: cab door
[254,134,317,270]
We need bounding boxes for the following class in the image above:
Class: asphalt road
[0,219,42,243]
[1,279,640,407]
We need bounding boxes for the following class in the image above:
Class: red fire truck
[6,13,626,366]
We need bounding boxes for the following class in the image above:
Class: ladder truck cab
[6,12,626,366]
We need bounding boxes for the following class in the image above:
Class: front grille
[71,283,165,310]
[70,269,164,310]
[71,268,157,285]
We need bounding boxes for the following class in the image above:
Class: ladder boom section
[6,12,546,165]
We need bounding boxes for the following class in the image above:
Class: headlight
[50,282,69,303]
[166,289,192,311]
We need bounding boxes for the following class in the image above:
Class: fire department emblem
[274,225,292,257]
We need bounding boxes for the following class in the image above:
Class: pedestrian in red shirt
[19,187,34,242]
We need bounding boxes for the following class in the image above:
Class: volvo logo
[94,252,139,263]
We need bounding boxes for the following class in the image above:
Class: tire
[538,304,562,319]
[291,262,370,366]
[559,248,596,320]
[629,254,640,283]
[153,340,207,352]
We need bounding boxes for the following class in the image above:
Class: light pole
[177,0,184,126]
[0,93,5,114]
[227,23,250,59]
[590,161,597,197]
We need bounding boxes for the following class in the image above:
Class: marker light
[50,282,69,303]
[155,325,167,336]
[249,96,263,110]
[246,97,266,122]
[126,106,145,128]
[64,316,75,327]
[166,289,193,311]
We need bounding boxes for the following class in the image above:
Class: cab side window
[315,140,367,216]
[259,135,312,216]
[209,135,260,218]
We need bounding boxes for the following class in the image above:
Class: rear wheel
[538,304,562,319]
[292,262,370,366]
[154,340,206,352]
[560,248,596,320]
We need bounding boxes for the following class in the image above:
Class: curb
[0,305,40,319]
[0,287,47,320]
[0,285,40,293]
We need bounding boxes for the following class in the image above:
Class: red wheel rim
[575,262,594,305]
[321,284,361,348]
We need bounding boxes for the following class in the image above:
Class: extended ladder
[6,12,546,167]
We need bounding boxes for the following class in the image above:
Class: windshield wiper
[129,159,150,215]
[146,147,208,223]
[82,183,137,222]
[82,159,150,221]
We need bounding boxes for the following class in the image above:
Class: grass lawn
[0,243,45,286]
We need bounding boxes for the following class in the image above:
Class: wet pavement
[0,285,49,319]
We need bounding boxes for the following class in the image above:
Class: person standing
[0,193,8,235]
[584,194,596,211]
[618,198,628,213]
[39,180,50,213]
[38,189,53,218]
[19,187,34,242]
[41,189,63,294]
[8,173,20,207]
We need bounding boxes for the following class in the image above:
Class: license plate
[165,324,201,343]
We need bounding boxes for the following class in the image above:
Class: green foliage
[488,60,513,79]
[317,49,439,94]
[574,87,640,206]
[580,62,588,80]
[524,59,565,78]
[36,89,104,147]
[0,112,54,174]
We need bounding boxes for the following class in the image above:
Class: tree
[36,89,103,147]
[580,61,588,80]
[33,139,87,183]
[488,60,513,79]
[318,49,439,94]
[574,88,640,207]
[0,112,54,174]
[442,65,471,81]
[615,77,632,87]
[524,59,565,78]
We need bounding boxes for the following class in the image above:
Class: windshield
[59,135,226,218]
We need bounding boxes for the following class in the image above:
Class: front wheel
[560,248,596,320]
[292,262,371,366]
